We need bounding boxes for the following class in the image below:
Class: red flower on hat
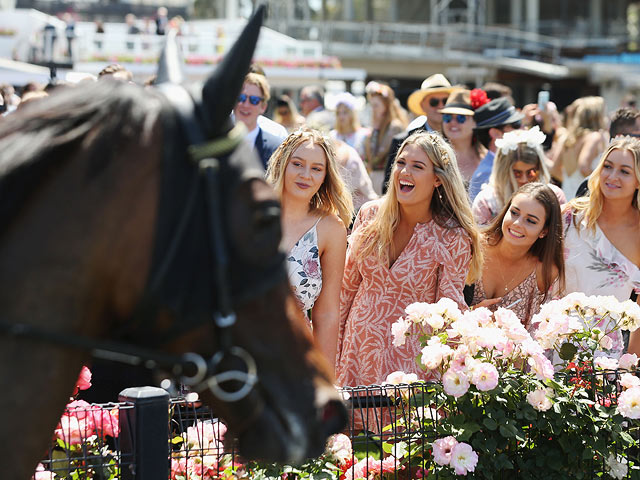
[470,89,489,110]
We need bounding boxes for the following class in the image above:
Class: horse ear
[201,4,265,135]
[156,29,186,85]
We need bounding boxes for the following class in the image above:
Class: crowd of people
[1,66,639,388]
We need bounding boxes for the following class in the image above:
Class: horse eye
[253,204,281,228]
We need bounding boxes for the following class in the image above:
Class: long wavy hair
[564,96,606,148]
[490,142,552,208]
[353,131,483,283]
[485,182,565,299]
[266,128,353,227]
[567,135,640,233]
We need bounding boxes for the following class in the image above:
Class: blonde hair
[567,135,640,232]
[335,102,361,136]
[266,128,353,227]
[353,131,483,283]
[490,142,551,208]
[244,72,271,103]
[565,96,606,147]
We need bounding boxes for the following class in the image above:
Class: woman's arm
[312,215,348,368]
[578,131,605,177]
[436,231,473,311]
[549,134,566,182]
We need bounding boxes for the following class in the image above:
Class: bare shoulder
[317,213,347,251]
[318,213,347,238]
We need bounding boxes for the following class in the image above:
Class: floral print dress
[286,217,323,321]
[564,209,640,358]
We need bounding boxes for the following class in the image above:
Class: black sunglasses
[442,113,468,124]
[238,93,264,106]
[429,97,449,108]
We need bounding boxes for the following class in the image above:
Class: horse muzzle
[237,383,348,463]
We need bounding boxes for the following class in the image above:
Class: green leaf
[483,418,498,430]
[559,342,578,361]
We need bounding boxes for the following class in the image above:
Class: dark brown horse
[0,7,345,478]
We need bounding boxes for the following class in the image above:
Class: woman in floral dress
[564,136,640,357]
[336,131,483,387]
[267,129,353,365]
[469,182,565,329]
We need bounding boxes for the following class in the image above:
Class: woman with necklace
[564,136,640,357]
[267,129,353,366]
[468,182,565,329]
[337,131,483,387]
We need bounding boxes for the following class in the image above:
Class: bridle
[0,83,287,423]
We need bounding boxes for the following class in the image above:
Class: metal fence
[40,372,640,479]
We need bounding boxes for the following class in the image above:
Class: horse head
[149,5,347,462]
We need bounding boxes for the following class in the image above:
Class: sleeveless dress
[286,217,323,320]
[471,270,546,331]
[563,209,640,358]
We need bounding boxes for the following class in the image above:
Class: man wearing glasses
[233,72,283,170]
[468,97,524,201]
[299,85,334,131]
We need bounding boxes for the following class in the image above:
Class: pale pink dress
[336,199,472,387]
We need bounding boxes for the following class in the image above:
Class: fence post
[119,386,170,480]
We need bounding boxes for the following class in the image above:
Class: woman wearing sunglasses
[439,89,487,183]
[472,126,566,226]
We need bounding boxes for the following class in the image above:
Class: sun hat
[438,89,474,116]
[330,91,357,111]
[473,97,524,129]
[407,74,454,116]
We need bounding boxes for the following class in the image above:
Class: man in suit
[233,72,283,170]
[299,85,334,131]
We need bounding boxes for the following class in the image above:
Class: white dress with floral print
[564,210,640,358]
[286,217,323,320]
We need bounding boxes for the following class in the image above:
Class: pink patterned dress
[336,199,472,387]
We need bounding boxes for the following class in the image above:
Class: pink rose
[303,257,321,279]
[442,369,469,398]
[619,353,638,371]
[73,366,92,395]
[33,463,56,480]
[471,363,499,391]
[433,436,458,465]
[450,442,478,475]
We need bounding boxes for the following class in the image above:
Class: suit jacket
[254,127,283,170]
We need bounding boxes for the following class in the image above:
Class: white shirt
[258,115,288,141]
[245,125,260,149]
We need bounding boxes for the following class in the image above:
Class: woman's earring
[437,188,443,202]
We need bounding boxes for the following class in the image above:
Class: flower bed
[36,294,640,479]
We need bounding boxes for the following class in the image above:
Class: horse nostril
[320,399,348,436]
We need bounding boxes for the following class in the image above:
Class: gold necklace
[496,258,534,294]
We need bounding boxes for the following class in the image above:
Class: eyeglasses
[237,93,264,106]
[429,97,449,108]
[442,113,468,124]
[512,167,539,181]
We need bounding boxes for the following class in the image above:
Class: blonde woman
[329,92,369,156]
[267,129,353,365]
[472,126,566,225]
[551,96,608,200]
[363,81,408,194]
[336,131,483,387]
[564,136,640,357]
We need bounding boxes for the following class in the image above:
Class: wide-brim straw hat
[438,88,474,116]
[407,74,454,116]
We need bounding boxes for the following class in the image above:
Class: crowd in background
[1,63,639,388]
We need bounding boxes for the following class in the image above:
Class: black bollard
[118,386,170,480]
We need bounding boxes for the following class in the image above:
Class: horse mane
[0,79,168,231]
